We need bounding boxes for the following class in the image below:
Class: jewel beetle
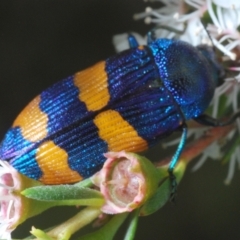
[0,32,239,185]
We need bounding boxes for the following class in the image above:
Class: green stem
[79,212,129,240]
[124,210,139,240]
[47,206,101,240]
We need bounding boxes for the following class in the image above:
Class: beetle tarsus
[169,171,177,202]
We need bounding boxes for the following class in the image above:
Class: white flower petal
[220,7,240,30]
[180,18,209,45]
[207,0,222,28]
[224,151,237,185]
[192,142,222,171]
[191,154,208,171]
[112,33,147,52]
[213,0,240,9]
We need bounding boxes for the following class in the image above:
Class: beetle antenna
[201,21,216,52]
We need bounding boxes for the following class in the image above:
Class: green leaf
[74,178,93,188]
[22,185,104,207]
[124,210,139,240]
[78,213,129,240]
[140,177,170,216]
[140,161,186,216]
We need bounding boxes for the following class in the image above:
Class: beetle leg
[127,34,139,48]
[193,111,240,127]
[168,123,188,201]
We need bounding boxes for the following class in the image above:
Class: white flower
[113,32,147,52]
[119,0,240,182]
[0,160,22,239]
[212,0,240,9]
[134,0,208,44]
[192,142,222,171]
[134,0,240,62]
[0,160,47,239]
[206,0,240,60]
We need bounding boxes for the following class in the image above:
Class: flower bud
[91,151,161,214]
[0,160,54,239]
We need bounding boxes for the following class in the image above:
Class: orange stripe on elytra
[13,95,48,142]
[73,61,110,111]
[94,110,148,152]
[36,141,83,184]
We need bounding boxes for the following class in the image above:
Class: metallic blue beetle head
[149,39,222,120]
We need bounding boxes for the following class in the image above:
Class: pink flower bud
[0,160,52,239]
[0,160,27,238]
[91,151,161,214]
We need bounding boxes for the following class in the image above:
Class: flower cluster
[0,161,50,240]
[0,151,186,239]
[129,0,240,184]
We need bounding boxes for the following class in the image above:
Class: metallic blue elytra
[0,33,227,186]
